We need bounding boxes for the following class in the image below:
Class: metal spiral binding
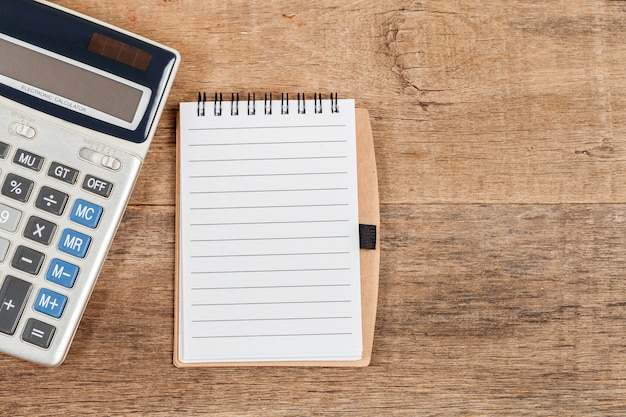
[231,93,239,116]
[314,93,322,114]
[330,92,339,113]
[196,92,340,116]
[197,92,206,116]
[264,93,272,115]
[281,93,289,115]
[248,93,255,115]
[214,92,222,116]
[297,93,306,114]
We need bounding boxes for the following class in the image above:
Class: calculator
[0,0,179,365]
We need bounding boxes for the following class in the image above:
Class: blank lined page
[178,98,362,363]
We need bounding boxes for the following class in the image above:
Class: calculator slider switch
[9,122,36,139]
[78,148,121,171]
[101,155,122,170]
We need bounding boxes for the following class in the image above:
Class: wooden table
[3,0,626,415]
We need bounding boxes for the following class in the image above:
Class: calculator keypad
[0,145,106,342]
[0,115,141,366]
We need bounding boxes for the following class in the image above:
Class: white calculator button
[0,238,9,262]
[0,203,22,232]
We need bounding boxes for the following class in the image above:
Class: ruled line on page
[191,333,354,339]
[192,316,352,323]
[190,171,348,178]
[189,204,349,211]
[190,235,350,242]
[191,283,351,290]
[189,140,348,146]
[189,267,351,275]
[188,124,346,131]
[192,300,352,307]
[189,155,348,162]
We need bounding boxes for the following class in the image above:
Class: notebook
[174,93,379,367]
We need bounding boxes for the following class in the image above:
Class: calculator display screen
[0,34,151,130]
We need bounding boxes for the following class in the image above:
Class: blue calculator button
[46,259,79,288]
[69,199,103,229]
[34,288,67,319]
[58,229,91,258]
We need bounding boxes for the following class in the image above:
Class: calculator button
[82,174,113,198]
[0,142,9,159]
[48,162,79,185]
[11,245,45,275]
[69,199,103,229]
[1,173,34,202]
[0,203,23,232]
[58,229,91,258]
[13,149,44,172]
[0,275,31,335]
[23,216,57,246]
[35,186,69,216]
[22,318,55,349]
[0,238,9,262]
[33,288,67,319]
[46,259,79,288]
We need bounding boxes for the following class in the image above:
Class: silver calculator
[0,0,179,365]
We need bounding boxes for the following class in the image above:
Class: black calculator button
[0,142,9,159]
[0,275,31,335]
[13,149,44,172]
[82,174,113,198]
[1,173,34,203]
[35,186,69,216]
[22,318,55,349]
[23,216,57,246]
[11,245,45,275]
[48,162,79,185]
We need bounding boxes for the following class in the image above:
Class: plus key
[0,276,32,335]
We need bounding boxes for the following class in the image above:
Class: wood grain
[2,0,626,415]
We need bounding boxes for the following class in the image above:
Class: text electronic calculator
[0,0,179,365]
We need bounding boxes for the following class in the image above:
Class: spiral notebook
[174,93,379,367]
